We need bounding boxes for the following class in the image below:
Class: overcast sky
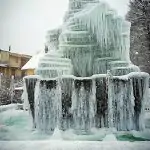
[0,0,129,55]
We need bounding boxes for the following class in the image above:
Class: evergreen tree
[126,0,150,74]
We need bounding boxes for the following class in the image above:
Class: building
[0,49,31,78]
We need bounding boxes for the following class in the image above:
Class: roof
[0,49,32,59]
[21,51,44,70]
[21,54,32,59]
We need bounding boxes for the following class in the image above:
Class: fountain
[23,0,149,134]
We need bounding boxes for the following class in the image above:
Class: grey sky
[0,0,129,55]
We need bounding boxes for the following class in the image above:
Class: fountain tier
[24,73,149,133]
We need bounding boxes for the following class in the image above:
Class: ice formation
[37,0,140,78]
[23,0,149,133]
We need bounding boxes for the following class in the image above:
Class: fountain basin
[23,72,149,133]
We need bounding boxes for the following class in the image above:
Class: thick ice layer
[145,88,150,112]
[103,134,117,141]
[57,1,133,76]
[46,28,61,51]
[22,0,150,136]
[71,79,97,131]
[64,0,99,21]
[35,51,72,78]
[21,0,138,77]
[0,108,150,141]
[34,80,62,132]
[25,72,149,133]
[0,104,17,112]
[108,72,149,131]
[108,77,135,130]
[145,112,150,128]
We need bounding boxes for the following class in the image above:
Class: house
[0,49,31,78]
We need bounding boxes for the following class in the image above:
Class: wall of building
[0,50,9,64]
[26,69,35,76]
[9,54,21,68]
[0,50,31,78]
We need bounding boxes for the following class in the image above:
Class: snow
[0,64,7,67]
[103,134,117,141]
[0,109,49,141]
[14,87,23,90]
[0,141,150,150]
[113,72,149,81]
[21,51,44,70]
[0,108,150,142]
[0,104,17,112]
[37,67,72,70]
[30,74,106,81]
[24,75,41,79]
[61,74,107,80]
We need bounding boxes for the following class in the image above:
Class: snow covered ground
[0,141,150,150]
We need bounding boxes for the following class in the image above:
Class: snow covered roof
[0,64,8,67]
[21,51,44,70]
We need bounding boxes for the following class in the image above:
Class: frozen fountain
[23,0,149,134]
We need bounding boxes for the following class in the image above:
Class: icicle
[22,78,29,111]
[107,71,114,128]
[89,79,97,128]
